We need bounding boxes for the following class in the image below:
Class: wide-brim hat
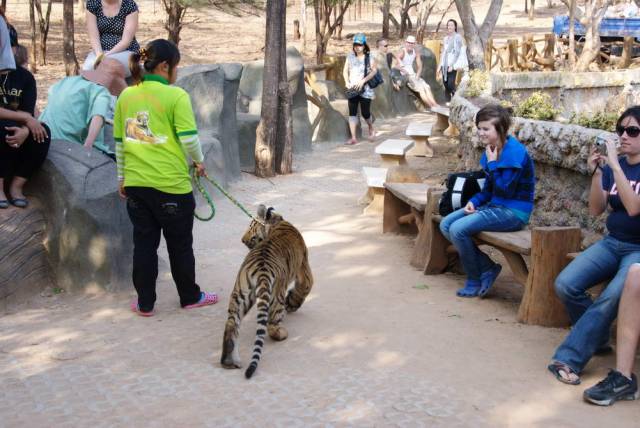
[405,35,417,43]
[81,58,127,96]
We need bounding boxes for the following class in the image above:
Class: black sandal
[547,361,581,385]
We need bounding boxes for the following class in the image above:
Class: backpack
[364,54,384,88]
[438,171,487,216]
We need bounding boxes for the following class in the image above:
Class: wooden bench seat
[430,106,459,137]
[405,122,433,157]
[375,139,415,167]
[361,166,388,215]
[421,189,580,327]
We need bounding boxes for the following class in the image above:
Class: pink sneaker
[183,291,219,309]
[130,300,155,317]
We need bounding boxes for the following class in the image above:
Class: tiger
[221,204,313,379]
[125,111,157,144]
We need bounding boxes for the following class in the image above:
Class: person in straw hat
[394,35,441,109]
[40,58,127,158]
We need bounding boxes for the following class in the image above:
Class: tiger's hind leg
[221,281,256,369]
[267,281,289,341]
[285,256,314,313]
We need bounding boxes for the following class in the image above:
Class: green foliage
[464,69,489,97]
[513,91,560,121]
[569,111,618,132]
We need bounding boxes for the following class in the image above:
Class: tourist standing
[438,19,464,102]
[342,33,378,145]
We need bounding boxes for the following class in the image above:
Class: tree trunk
[255,0,287,177]
[276,44,293,173]
[416,0,437,44]
[528,0,535,20]
[163,0,187,45]
[62,0,78,76]
[454,0,504,70]
[382,0,390,37]
[574,0,612,71]
[34,0,53,66]
[314,0,352,64]
[29,0,37,72]
[434,0,455,34]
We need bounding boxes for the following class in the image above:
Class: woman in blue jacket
[440,104,535,297]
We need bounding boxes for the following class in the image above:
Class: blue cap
[353,33,366,45]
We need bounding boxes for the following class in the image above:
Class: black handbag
[364,54,384,88]
[438,170,487,216]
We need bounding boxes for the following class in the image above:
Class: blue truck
[553,15,640,39]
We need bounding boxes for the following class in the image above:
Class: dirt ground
[1,113,639,426]
[2,1,640,426]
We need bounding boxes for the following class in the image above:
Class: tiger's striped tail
[245,276,271,379]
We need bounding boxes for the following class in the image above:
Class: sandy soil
[1,113,639,426]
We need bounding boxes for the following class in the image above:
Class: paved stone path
[1,114,638,427]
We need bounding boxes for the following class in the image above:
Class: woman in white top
[438,19,464,102]
[342,33,378,145]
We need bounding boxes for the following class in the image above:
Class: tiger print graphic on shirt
[221,205,313,379]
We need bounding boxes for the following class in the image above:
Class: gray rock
[238,47,312,154]
[237,112,260,168]
[27,140,133,292]
[176,64,242,183]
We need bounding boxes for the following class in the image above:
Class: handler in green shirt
[113,39,218,316]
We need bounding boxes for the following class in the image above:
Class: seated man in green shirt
[40,58,127,158]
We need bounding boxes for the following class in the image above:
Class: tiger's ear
[257,204,267,220]
[266,207,275,220]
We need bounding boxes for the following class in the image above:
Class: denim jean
[552,236,640,373]
[439,206,525,281]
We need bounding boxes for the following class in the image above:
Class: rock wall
[450,95,608,245]
[27,140,133,292]
[176,63,243,184]
[238,47,312,155]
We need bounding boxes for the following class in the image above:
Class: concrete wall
[490,70,640,117]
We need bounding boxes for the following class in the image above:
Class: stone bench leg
[380,154,406,167]
[409,137,434,158]
[363,187,385,215]
[443,123,460,137]
[433,114,449,134]
[383,188,419,234]
[517,227,581,327]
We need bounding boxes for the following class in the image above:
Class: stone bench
[375,139,415,167]
[405,122,433,157]
[361,166,388,215]
[430,106,459,137]
[390,187,580,327]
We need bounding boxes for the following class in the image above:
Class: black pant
[443,70,457,101]
[125,186,202,311]
[0,120,51,179]
[348,95,372,120]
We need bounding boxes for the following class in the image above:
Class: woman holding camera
[549,106,640,388]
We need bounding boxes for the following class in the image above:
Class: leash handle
[191,171,260,223]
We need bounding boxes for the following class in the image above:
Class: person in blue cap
[342,32,378,145]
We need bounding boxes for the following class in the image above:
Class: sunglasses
[616,125,640,138]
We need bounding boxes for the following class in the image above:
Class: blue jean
[552,236,640,373]
[439,206,525,281]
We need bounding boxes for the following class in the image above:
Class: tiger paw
[221,355,242,369]
[268,325,288,341]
